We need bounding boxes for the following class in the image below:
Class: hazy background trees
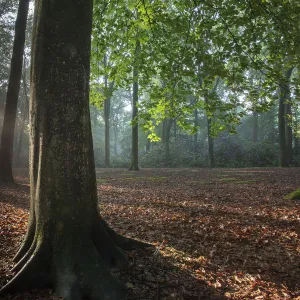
[1,0,300,171]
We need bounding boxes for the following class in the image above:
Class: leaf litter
[0,167,299,299]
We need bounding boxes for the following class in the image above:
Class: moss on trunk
[0,1,150,299]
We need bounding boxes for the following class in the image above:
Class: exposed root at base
[101,217,153,251]
[0,243,50,295]
[1,213,151,299]
[13,219,35,263]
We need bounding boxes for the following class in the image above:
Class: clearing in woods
[0,168,299,299]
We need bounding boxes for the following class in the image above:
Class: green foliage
[89,0,300,168]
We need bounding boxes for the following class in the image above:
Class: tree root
[13,217,35,263]
[100,217,153,251]
[1,213,152,299]
[11,239,37,273]
[0,242,50,295]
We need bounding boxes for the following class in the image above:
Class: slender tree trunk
[0,0,29,183]
[204,77,219,168]
[278,67,293,167]
[294,108,299,158]
[279,88,287,167]
[162,119,172,165]
[0,1,149,298]
[16,65,29,166]
[207,116,214,168]
[194,109,199,155]
[103,55,114,168]
[129,40,140,171]
[252,111,258,143]
[267,104,276,143]
[146,136,151,152]
[285,101,293,165]
[205,97,215,168]
[173,121,177,140]
[0,86,6,129]
[103,54,110,168]
[113,122,118,156]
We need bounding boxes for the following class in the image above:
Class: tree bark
[278,67,293,167]
[16,64,29,166]
[194,109,199,155]
[162,118,172,165]
[207,115,215,168]
[103,54,114,168]
[113,123,118,156]
[129,40,140,171]
[294,108,299,158]
[205,97,215,168]
[0,1,149,299]
[205,77,219,168]
[285,101,293,165]
[0,0,29,183]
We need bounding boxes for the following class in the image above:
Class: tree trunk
[162,118,172,165]
[285,101,293,165]
[207,116,215,168]
[146,132,151,152]
[278,67,293,167]
[0,0,29,183]
[0,1,149,299]
[103,54,114,168]
[294,108,299,158]
[113,123,118,156]
[194,109,199,155]
[252,111,258,143]
[16,65,29,166]
[173,121,177,140]
[129,40,140,171]
[205,97,215,168]
[0,85,6,129]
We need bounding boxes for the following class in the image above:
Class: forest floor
[0,168,299,300]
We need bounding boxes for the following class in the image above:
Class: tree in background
[278,67,294,167]
[129,40,141,170]
[103,54,115,168]
[0,0,29,183]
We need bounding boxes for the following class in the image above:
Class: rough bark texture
[0,0,30,183]
[129,41,140,171]
[0,1,149,299]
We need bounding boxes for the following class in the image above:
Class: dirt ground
[0,167,299,299]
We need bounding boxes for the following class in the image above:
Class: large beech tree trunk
[0,1,148,299]
[0,0,30,183]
